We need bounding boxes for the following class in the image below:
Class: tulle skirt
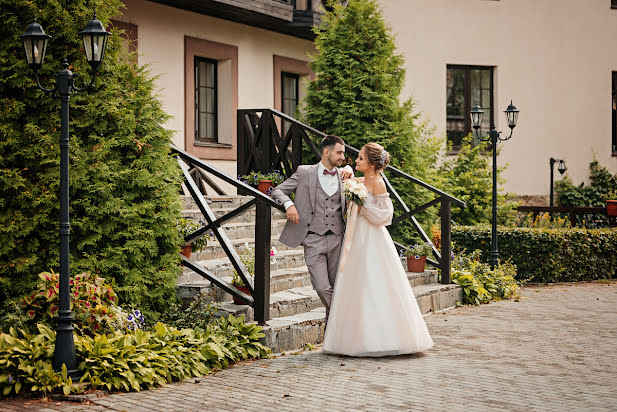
[322,204,434,357]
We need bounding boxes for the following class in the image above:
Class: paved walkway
[3,281,617,411]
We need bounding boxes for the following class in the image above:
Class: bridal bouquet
[343,177,368,206]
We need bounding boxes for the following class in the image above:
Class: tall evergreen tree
[301,0,442,243]
[0,0,183,317]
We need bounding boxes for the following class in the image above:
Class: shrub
[159,291,220,330]
[555,161,617,207]
[514,212,570,229]
[439,134,519,226]
[19,271,120,336]
[452,225,617,283]
[451,250,519,305]
[0,316,269,397]
[0,0,183,318]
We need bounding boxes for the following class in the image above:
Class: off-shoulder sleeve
[359,193,393,226]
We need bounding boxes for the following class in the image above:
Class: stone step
[181,195,252,210]
[182,205,286,225]
[217,286,322,322]
[188,236,298,262]
[178,263,437,302]
[198,219,287,241]
[177,264,312,298]
[258,282,463,353]
[189,248,306,279]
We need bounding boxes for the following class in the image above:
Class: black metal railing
[172,146,285,325]
[237,108,466,284]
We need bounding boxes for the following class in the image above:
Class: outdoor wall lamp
[550,158,567,209]
[470,100,520,269]
[21,12,111,379]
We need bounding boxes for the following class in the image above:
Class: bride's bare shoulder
[373,178,387,195]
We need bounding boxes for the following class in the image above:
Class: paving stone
[9,282,606,411]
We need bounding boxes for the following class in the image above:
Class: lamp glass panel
[23,38,34,65]
[34,38,47,65]
[506,110,519,127]
[82,34,93,62]
[470,110,483,128]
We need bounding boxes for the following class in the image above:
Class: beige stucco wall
[117,0,617,197]
[115,0,316,194]
[380,0,617,196]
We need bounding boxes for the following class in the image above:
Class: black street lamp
[21,13,110,378]
[470,100,519,269]
[549,158,566,209]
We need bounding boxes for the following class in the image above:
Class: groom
[270,135,352,322]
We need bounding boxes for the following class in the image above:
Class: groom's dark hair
[321,135,344,153]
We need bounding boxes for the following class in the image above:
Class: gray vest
[308,180,345,235]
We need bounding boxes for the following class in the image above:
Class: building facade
[114,0,617,199]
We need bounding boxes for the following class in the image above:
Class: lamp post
[21,13,110,378]
[470,100,519,269]
[549,158,566,209]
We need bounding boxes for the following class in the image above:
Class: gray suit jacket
[270,163,347,247]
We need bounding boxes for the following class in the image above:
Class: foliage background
[0,0,183,317]
[555,161,617,207]
[300,0,443,244]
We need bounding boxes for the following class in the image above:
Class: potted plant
[178,218,210,258]
[231,243,277,304]
[239,170,285,195]
[404,242,433,272]
[606,191,617,217]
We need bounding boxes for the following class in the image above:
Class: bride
[322,142,434,357]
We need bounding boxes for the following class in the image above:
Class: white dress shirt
[283,163,353,210]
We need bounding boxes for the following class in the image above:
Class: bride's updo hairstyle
[363,142,391,171]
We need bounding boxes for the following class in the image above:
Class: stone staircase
[178,195,462,353]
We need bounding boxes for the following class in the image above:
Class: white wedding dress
[322,192,434,357]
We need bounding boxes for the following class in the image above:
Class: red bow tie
[323,169,337,176]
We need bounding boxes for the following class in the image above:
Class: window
[195,57,218,142]
[611,72,617,156]
[281,72,299,136]
[612,0,617,9]
[446,65,494,152]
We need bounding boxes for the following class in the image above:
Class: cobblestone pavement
[3,281,617,411]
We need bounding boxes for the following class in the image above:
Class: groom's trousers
[303,231,344,320]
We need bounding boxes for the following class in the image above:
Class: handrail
[238,108,465,286]
[171,145,284,213]
[173,145,278,324]
[240,109,466,208]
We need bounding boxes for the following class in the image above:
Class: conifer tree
[302,0,442,243]
[0,0,183,317]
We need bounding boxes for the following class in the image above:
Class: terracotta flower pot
[406,255,426,272]
[606,200,617,217]
[233,285,251,305]
[180,244,192,258]
[257,180,273,194]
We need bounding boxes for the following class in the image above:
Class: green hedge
[452,225,617,283]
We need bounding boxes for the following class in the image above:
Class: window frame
[611,71,617,156]
[194,56,218,143]
[446,64,494,153]
[281,71,299,136]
